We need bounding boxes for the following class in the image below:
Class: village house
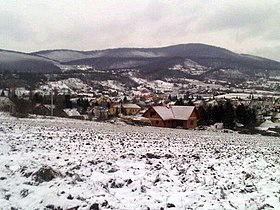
[274,98,280,110]
[108,104,121,116]
[90,95,111,107]
[262,98,275,114]
[206,99,219,107]
[32,103,56,116]
[143,105,199,129]
[90,107,108,120]
[0,97,16,113]
[121,104,141,115]
[249,99,264,121]
[272,112,280,123]
[249,100,263,110]
[193,100,206,108]
[61,108,84,120]
[249,98,276,119]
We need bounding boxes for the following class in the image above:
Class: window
[156,120,159,124]
[190,120,194,125]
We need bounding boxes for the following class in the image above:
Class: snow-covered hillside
[35,49,164,63]
[0,50,60,73]
[38,78,92,95]
[169,59,207,75]
[0,114,279,210]
[35,50,93,63]
[131,77,174,92]
[100,80,125,91]
[0,51,56,63]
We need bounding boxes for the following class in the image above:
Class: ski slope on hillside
[0,114,279,210]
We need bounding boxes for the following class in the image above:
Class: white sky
[1,0,280,61]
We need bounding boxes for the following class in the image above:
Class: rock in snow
[32,166,62,183]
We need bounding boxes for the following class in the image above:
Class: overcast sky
[1,0,280,61]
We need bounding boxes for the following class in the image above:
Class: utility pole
[48,74,54,118]
[51,87,53,117]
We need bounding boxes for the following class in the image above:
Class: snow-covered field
[0,114,279,210]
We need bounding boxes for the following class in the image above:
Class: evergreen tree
[168,94,172,101]
[246,108,257,128]
[184,91,190,100]
[212,104,223,123]
[33,92,43,103]
[236,104,257,128]
[175,98,184,105]
[64,95,72,109]
[206,105,214,124]
[77,98,82,106]
[236,104,248,126]
[106,101,111,109]
[186,99,194,106]
[223,100,235,129]
[123,96,128,103]
[197,106,209,125]
[11,98,31,117]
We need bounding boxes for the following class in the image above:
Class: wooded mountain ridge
[1,44,280,78]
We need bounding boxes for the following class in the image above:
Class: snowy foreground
[0,114,279,210]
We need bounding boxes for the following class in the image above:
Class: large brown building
[143,105,199,129]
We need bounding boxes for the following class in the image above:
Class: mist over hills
[1,43,280,77]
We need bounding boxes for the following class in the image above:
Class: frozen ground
[0,114,279,210]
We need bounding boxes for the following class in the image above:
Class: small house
[62,108,84,120]
[274,98,280,110]
[206,99,218,107]
[32,103,55,116]
[108,104,121,116]
[0,97,16,113]
[143,105,199,129]
[272,112,280,123]
[121,104,141,115]
[92,107,108,120]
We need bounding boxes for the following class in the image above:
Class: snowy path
[0,115,279,210]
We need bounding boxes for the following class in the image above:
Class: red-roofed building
[143,105,199,129]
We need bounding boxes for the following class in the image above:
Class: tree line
[197,100,256,129]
